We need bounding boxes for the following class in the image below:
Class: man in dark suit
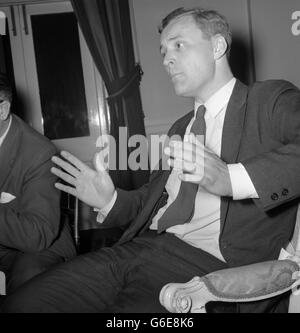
[1,7,300,312]
[0,74,76,294]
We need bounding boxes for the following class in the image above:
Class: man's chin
[174,87,191,98]
[173,84,185,95]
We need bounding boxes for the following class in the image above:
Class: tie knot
[190,104,206,137]
[196,105,206,120]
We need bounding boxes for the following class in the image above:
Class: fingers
[60,151,87,172]
[168,158,196,172]
[165,145,195,162]
[165,142,205,165]
[170,140,204,155]
[166,137,206,177]
[52,155,81,178]
[51,167,77,186]
[54,182,77,196]
[179,173,204,183]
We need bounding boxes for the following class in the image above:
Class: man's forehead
[160,15,202,45]
[161,14,196,34]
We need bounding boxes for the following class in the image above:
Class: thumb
[93,152,107,172]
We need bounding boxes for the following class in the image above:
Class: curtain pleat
[71,0,149,190]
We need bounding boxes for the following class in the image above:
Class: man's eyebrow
[160,35,182,53]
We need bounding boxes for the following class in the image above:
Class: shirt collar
[194,77,237,118]
[0,115,12,148]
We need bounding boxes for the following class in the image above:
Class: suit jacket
[103,79,300,267]
[0,114,76,259]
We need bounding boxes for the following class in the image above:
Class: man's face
[160,15,215,100]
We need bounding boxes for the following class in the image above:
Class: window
[0,1,109,163]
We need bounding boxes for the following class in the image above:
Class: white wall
[250,0,300,87]
[132,0,300,137]
[131,0,251,136]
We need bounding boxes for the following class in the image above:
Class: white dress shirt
[98,78,258,261]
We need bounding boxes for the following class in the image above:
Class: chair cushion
[201,259,300,302]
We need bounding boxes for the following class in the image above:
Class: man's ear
[0,101,11,121]
[212,35,228,60]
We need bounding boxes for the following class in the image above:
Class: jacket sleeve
[100,112,191,229]
[243,83,300,211]
[100,177,152,229]
[97,166,163,229]
[0,146,61,252]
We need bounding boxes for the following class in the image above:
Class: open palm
[51,151,115,209]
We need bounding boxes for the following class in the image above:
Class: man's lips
[171,73,183,80]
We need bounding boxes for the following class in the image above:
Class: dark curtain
[71,0,149,190]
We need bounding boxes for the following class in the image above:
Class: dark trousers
[0,246,65,294]
[0,231,228,312]
[0,231,289,313]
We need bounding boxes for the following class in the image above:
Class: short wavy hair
[158,7,232,52]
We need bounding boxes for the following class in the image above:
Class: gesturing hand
[165,135,233,197]
[51,151,115,210]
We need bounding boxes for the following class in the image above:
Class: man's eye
[176,42,183,49]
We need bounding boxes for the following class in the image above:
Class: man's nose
[163,52,175,69]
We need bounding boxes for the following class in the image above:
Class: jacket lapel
[0,115,20,190]
[220,79,249,233]
[155,110,194,194]
[175,111,194,139]
[150,110,194,197]
[119,111,194,242]
[221,80,248,163]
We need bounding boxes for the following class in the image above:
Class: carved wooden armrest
[160,259,300,313]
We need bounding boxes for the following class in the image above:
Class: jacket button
[271,193,279,201]
[282,189,289,196]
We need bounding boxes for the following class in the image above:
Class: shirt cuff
[228,163,259,200]
[94,191,118,223]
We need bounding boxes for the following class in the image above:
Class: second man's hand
[51,150,115,210]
